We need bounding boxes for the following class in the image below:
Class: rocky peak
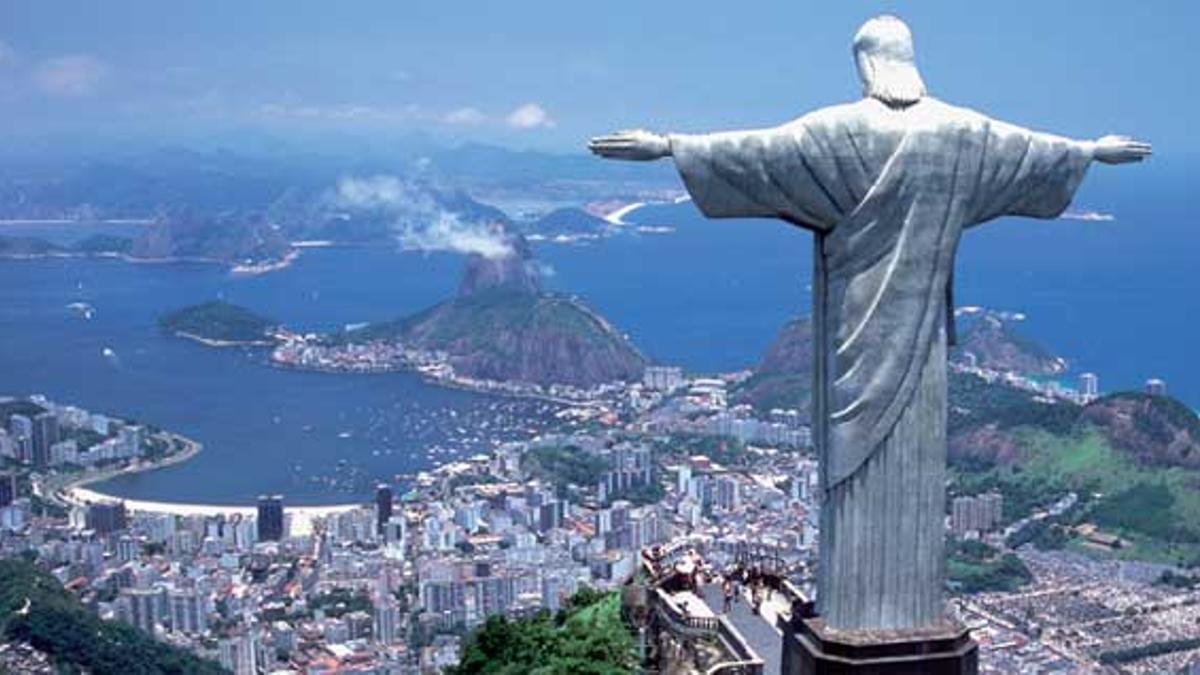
[456,231,541,299]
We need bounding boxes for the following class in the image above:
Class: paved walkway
[700,584,782,675]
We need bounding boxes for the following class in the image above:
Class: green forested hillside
[450,590,635,675]
[0,557,226,674]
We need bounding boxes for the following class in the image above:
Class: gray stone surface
[590,14,1149,633]
[701,584,781,675]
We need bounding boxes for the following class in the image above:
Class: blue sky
[1,1,1194,155]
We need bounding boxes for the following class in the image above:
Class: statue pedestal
[780,611,978,674]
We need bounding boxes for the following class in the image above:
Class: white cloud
[256,101,426,123]
[505,102,555,129]
[333,175,513,259]
[1058,209,1115,222]
[442,106,487,126]
[400,211,513,259]
[33,55,106,97]
[334,175,410,210]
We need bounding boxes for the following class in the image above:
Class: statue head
[853,15,926,108]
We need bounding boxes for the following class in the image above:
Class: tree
[450,590,635,674]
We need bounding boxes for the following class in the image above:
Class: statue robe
[669,96,1090,630]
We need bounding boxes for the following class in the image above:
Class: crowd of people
[667,547,776,617]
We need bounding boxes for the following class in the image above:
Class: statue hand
[1093,135,1152,164]
[588,129,671,161]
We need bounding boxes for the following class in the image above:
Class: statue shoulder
[784,99,878,131]
[907,97,995,134]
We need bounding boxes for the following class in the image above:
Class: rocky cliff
[456,233,542,298]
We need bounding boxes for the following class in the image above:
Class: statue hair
[853,15,926,108]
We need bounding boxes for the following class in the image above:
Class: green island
[0,557,225,674]
[159,300,277,345]
[449,589,636,675]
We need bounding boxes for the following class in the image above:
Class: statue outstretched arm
[1087,135,1152,165]
[968,122,1152,226]
[588,129,671,161]
[589,120,844,230]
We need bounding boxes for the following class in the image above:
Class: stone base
[781,612,978,674]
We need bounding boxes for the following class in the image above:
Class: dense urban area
[2,355,1198,674]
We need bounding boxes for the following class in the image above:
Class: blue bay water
[0,160,1194,505]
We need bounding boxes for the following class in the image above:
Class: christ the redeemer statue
[590,15,1149,632]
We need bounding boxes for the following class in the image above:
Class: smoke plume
[333,175,513,259]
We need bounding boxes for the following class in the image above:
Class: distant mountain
[345,232,646,388]
[0,141,674,223]
[131,208,290,264]
[278,183,518,246]
[518,207,612,238]
[0,234,132,257]
[738,310,1069,415]
[951,312,1066,375]
[0,235,65,256]
[0,558,225,674]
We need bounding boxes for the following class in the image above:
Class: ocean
[0,159,1194,505]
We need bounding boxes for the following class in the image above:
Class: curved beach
[61,485,360,536]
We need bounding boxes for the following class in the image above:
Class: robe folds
[669,97,1090,630]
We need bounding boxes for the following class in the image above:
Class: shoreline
[63,485,360,536]
[174,331,276,348]
[55,433,361,536]
[0,248,300,276]
[603,201,646,225]
[267,355,601,408]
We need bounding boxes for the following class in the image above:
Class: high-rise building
[256,495,285,541]
[643,366,685,392]
[31,411,60,468]
[1146,378,1167,396]
[86,501,128,534]
[537,499,565,533]
[0,472,15,507]
[169,588,208,634]
[374,598,399,644]
[950,492,1003,536]
[219,631,258,675]
[599,443,654,499]
[119,587,164,634]
[7,414,33,464]
[676,464,693,497]
[383,514,407,547]
[1079,372,1099,402]
[116,535,140,562]
[375,483,394,535]
[714,476,741,512]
